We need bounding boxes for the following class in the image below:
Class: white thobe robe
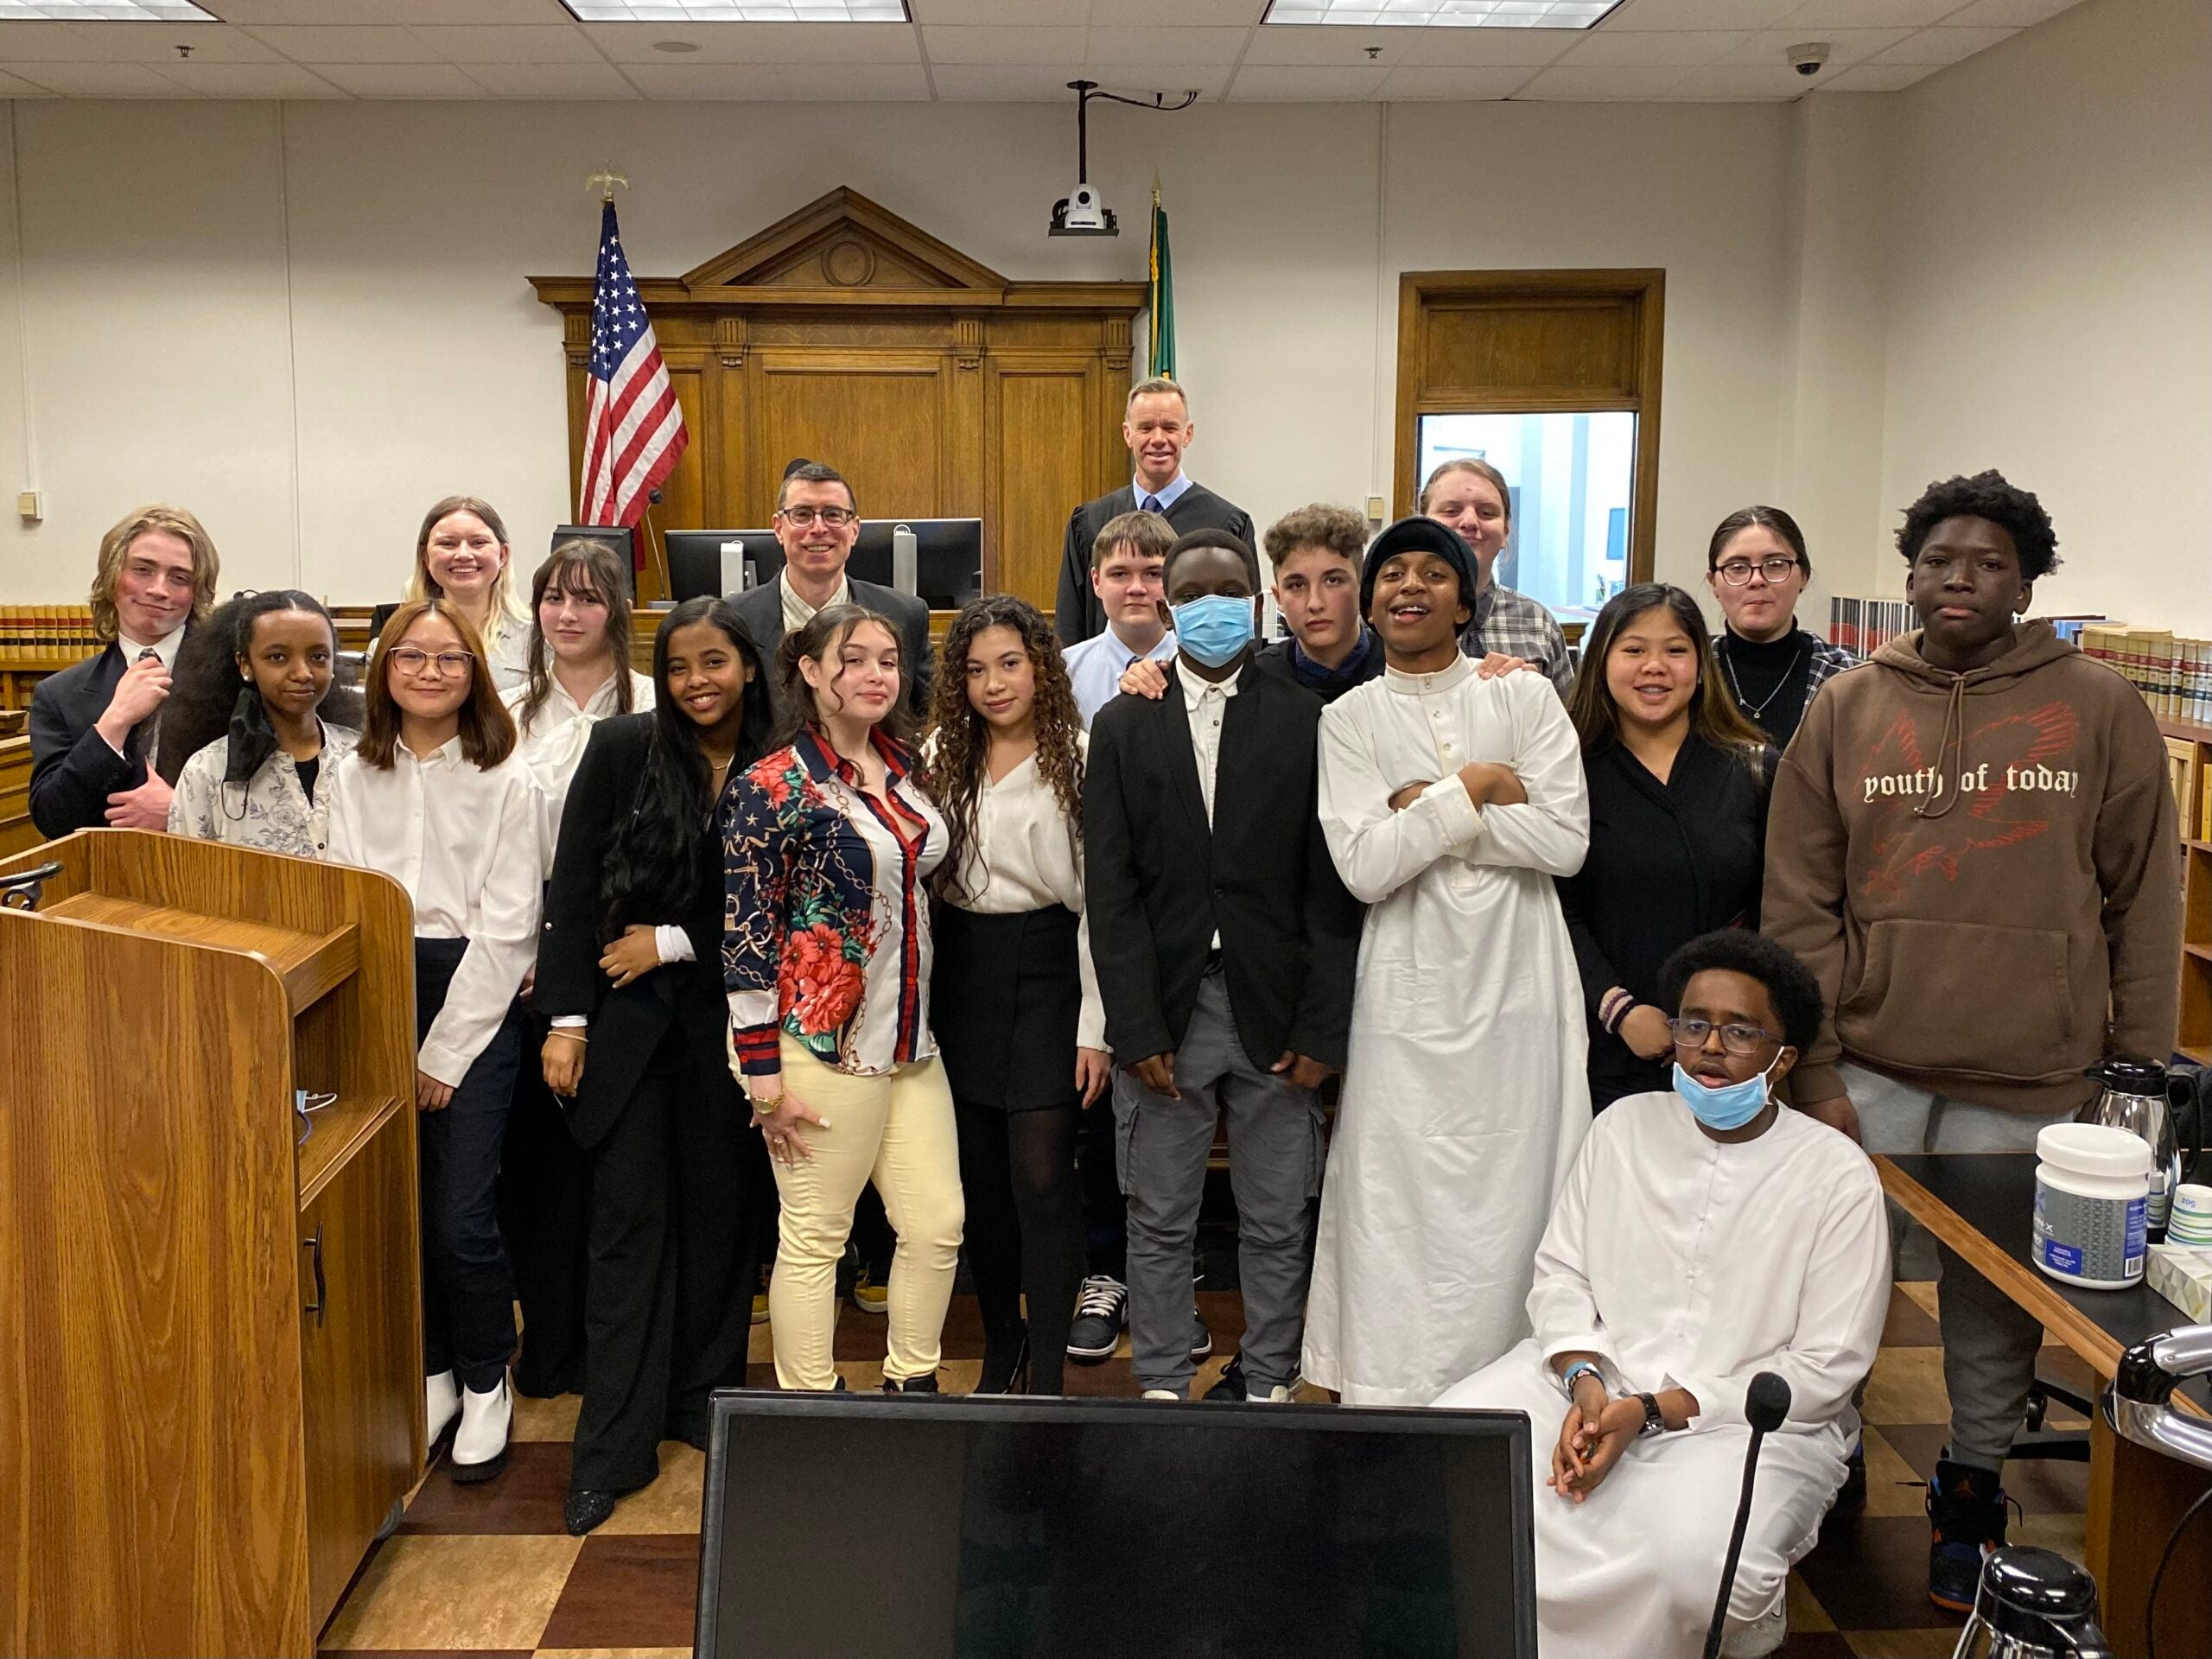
[1436,1092,1891,1659]
[1301,655,1592,1406]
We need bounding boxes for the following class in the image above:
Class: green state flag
[1147,184,1175,381]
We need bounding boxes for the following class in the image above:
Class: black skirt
[931,903,1082,1113]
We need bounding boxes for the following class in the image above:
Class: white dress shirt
[102,623,186,760]
[1064,625,1178,728]
[324,737,543,1087]
[504,667,656,879]
[938,739,1108,1052]
[1134,471,1193,515]
[480,610,534,698]
[779,569,852,637]
[1175,655,1239,948]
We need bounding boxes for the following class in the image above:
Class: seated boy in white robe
[1434,930,1889,1659]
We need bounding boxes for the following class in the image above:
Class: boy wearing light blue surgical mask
[1083,527,1363,1406]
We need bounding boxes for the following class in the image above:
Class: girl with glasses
[1702,506,1857,749]
[325,596,541,1484]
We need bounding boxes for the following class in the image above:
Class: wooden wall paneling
[943,315,988,584]
[986,357,1097,612]
[0,919,309,1656]
[1393,269,1666,584]
[0,734,32,857]
[754,353,948,522]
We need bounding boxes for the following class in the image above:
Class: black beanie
[1360,515,1479,620]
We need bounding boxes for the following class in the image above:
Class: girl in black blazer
[1556,583,1777,1111]
[537,597,775,1537]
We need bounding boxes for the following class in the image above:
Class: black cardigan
[1554,734,1776,1109]
[536,713,741,1151]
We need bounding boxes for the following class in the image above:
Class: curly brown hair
[925,594,1085,906]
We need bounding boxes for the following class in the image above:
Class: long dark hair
[926,595,1084,905]
[600,597,772,938]
[516,539,636,733]
[1564,582,1770,760]
[157,589,360,786]
[771,603,918,753]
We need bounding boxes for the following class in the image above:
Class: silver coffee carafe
[2079,1056,2183,1237]
[1948,1547,2113,1658]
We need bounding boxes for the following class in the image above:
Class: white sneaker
[1142,1389,1181,1401]
[1718,1599,1786,1658]
[451,1375,512,1484]
[425,1370,460,1445]
[1251,1385,1294,1404]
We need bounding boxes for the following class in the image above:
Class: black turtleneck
[1716,624,1818,749]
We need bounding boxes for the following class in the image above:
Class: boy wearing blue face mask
[1083,528,1363,1404]
[1435,931,1890,1659]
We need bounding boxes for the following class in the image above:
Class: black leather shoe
[976,1331,1031,1395]
[1205,1353,1247,1402]
[1190,1306,1213,1362]
[564,1490,618,1537]
[884,1372,942,1395]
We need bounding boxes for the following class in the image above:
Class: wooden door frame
[1393,268,1666,586]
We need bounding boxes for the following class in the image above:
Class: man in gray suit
[728,460,933,718]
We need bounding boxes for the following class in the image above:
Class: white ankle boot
[425,1370,460,1445]
[451,1374,512,1483]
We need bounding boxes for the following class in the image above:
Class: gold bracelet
[550,1028,588,1044]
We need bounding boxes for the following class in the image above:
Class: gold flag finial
[587,163,628,202]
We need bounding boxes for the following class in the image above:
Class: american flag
[579,199,687,530]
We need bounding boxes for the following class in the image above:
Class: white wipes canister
[2034,1122,2152,1290]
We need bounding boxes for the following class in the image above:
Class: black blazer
[1084,658,1361,1072]
[28,637,181,838]
[536,713,743,1151]
[1554,734,1777,1109]
[1054,481,1256,645]
[728,576,933,722]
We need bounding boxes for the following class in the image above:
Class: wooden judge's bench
[0,830,423,1657]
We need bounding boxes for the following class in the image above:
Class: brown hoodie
[1764,620,2181,1116]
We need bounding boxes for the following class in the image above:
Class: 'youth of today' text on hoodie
[1764,620,2181,1116]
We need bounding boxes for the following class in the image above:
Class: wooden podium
[0,829,424,1657]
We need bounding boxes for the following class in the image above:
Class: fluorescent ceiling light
[0,1,216,17]
[1263,0,1623,27]
[562,2,910,20]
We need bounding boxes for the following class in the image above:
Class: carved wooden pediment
[679,185,1007,296]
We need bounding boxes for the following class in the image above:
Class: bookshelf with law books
[1827,600,2212,1067]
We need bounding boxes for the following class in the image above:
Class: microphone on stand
[1701,1370,1792,1659]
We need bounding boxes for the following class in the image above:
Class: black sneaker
[1189,1308,1213,1362]
[1205,1353,1247,1402]
[1927,1456,2010,1613]
[883,1372,941,1395]
[1066,1275,1127,1361]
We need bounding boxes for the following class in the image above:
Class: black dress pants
[570,1023,769,1494]
[501,1013,593,1396]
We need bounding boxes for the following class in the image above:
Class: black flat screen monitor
[667,520,985,611]
[696,1394,1535,1659]
[550,524,636,597]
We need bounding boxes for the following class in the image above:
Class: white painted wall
[0,0,2202,641]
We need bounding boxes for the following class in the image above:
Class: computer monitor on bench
[666,519,985,613]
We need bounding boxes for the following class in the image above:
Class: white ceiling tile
[1077,59,1227,94]
[10,58,194,92]
[926,60,1086,96]
[1242,23,1410,62]
[581,20,919,60]
[1512,61,1687,95]
[1557,26,1743,61]
[1660,60,1808,93]
[310,61,489,95]
[1872,22,2014,61]
[1084,25,1248,63]
[405,23,601,61]
[1226,61,1388,97]
[1390,24,1578,62]
[1092,0,1263,22]
[1373,61,1534,95]
[1717,25,1910,67]
[908,0,1085,22]
[0,62,55,90]
[147,55,345,92]
[623,58,929,95]
[54,19,278,58]
[919,22,1084,61]
[1776,0,1961,24]
[238,23,445,60]
[0,19,100,56]
[208,0,570,19]
[457,58,641,93]
[1818,59,1935,87]
[1937,0,2080,23]
[1595,0,1800,29]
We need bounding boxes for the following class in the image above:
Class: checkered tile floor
[319,1281,2089,1657]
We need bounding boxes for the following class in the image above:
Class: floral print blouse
[722,726,947,1078]
[167,722,360,858]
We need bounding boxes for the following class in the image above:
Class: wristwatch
[1635,1391,1667,1438]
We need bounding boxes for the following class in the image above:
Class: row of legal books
[1829,597,2107,660]
[0,606,102,667]
[2079,626,2212,727]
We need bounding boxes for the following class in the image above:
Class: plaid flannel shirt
[1459,582,1574,695]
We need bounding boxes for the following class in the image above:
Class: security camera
[1788,41,1831,76]
[1050,181,1118,238]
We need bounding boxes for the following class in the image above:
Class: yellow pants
[766,1036,964,1390]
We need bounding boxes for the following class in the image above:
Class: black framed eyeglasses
[1713,557,1802,587]
[777,505,856,529]
[1667,1017,1783,1056]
